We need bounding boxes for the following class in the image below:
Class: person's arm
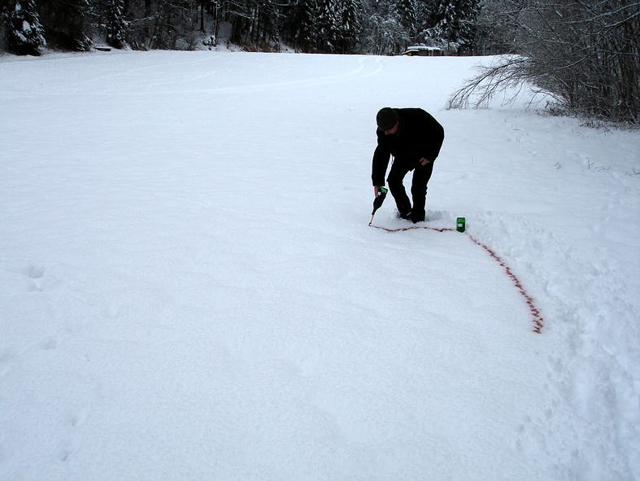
[372,140,391,189]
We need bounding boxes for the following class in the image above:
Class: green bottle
[456,217,466,232]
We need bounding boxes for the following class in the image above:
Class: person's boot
[410,209,425,223]
[397,210,412,220]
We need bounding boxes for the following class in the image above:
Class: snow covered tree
[396,0,417,40]
[422,0,479,52]
[450,0,640,123]
[223,0,283,50]
[104,0,128,49]
[473,0,517,54]
[336,0,362,52]
[316,0,341,52]
[39,0,92,50]
[359,0,410,54]
[3,0,46,55]
[455,0,480,51]
[251,0,282,48]
[132,0,201,50]
[290,0,331,52]
[361,14,408,54]
[283,0,316,50]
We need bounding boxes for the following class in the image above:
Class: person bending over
[372,107,444,223]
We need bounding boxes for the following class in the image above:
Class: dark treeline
[0,0,485,54]
[1,0,638,123]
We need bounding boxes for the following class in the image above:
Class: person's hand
[419,157,432,167]
[374,186,382,197]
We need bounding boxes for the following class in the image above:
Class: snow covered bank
[1,51,638,480]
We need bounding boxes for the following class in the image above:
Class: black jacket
[371,108,444,186]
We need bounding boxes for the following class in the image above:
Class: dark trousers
[387,160,434,216]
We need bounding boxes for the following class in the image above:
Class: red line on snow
[466,234,544,334]
[369,224,545,334]
[369,225,457,234]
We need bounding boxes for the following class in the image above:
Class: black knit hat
[376,107,398,130]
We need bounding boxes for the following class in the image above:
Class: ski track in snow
[0,52,385,99]
[0,51,639,481]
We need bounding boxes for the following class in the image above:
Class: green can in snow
[456,217,466,233]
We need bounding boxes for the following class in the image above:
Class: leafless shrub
[448,55,561,108]
[449,0,640,123]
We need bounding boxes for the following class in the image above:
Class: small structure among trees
[402,45,444,56]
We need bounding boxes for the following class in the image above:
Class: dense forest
[0,0,486,55]
[1,0,638,122]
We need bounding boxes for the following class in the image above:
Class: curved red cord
[370,224,544,334]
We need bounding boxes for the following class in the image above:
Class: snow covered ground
[1,51,639,481]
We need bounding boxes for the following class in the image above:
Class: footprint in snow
[66,410,88,428]
[426,210,445,222]
[26,264,45,279]
[25,264,45,291]
[57,447,72,463]
[39,338,58,351]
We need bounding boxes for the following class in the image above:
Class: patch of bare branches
[449,0,640,123]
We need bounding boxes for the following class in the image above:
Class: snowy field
[1,51,639,481]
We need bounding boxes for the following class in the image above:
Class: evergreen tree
[360,0,410,54]
[283,0,312,50]
[396,0,417,41]
[104,0,127,49]
[337,0,361,53]
[409,0,436,40]
[255,0,281,48]
[4,0,46,55]
[361,14,407,54]
[39,0,92,51]
[453,0,479,50]
[316,0,341,52]
[301,0,320,52]
[423,0,479,52]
